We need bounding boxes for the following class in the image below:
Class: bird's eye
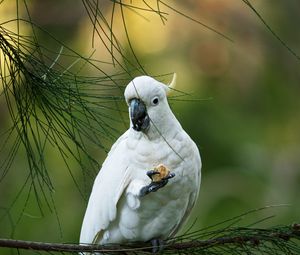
[151,97,159,106]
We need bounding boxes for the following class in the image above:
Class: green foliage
[0,0,299,254]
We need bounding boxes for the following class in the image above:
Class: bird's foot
[139,164,175,197]
[139,179,168,196]
[150,239,164,253]
[146,169,175,181]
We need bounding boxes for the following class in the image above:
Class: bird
[80,74,201,252]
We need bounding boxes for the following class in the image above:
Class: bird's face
[125,76,170,133]
[129,98,150,131]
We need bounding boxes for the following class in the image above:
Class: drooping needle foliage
[0,1,299,254]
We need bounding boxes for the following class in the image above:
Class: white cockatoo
[80,75,201,251]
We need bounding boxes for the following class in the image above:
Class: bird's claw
[146,170,160,179]
[140,166,175,197]
[140,181,168,197]
[150,239,164,253]
[147,170,175,181]
[162,172,175,181]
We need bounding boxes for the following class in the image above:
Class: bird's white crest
[167,73,177,94]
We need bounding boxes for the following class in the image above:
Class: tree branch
[0,224,299,254]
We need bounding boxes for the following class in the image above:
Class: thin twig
[0,224,299,254]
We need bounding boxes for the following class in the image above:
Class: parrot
[79,74,201,252]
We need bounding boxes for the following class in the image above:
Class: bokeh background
[0,0,299,251]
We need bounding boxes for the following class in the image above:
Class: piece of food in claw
[151,164,170,182]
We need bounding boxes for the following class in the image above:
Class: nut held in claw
[151,164,170,182]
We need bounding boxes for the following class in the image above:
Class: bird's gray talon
[149,186,155,192]
[139,179,169,197]
[146,170,160,178]
[162,172,175,180]
[150,239,164,253]
[139,186,150,197]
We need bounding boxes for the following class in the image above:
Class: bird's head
[124,75,176,134]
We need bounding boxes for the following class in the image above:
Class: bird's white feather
[80,131,132,244]
[80,75,201,245]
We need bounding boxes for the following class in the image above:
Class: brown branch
[0,239,152,253]
[0,224,299,254]
[0,239,127,253]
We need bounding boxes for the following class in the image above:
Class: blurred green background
[0,0,299,249]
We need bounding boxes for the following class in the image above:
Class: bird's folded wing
[169,142,202,237]
[80,131,131,244]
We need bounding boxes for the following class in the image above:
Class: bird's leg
[146,170,160,179]
[139,169,175,197]
[139,179,168,197]
[150,239,164,253]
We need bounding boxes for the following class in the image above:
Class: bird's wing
[80,130,132,244]
[169,141,202,237]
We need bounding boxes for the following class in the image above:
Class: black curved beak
[130,98,150,132]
